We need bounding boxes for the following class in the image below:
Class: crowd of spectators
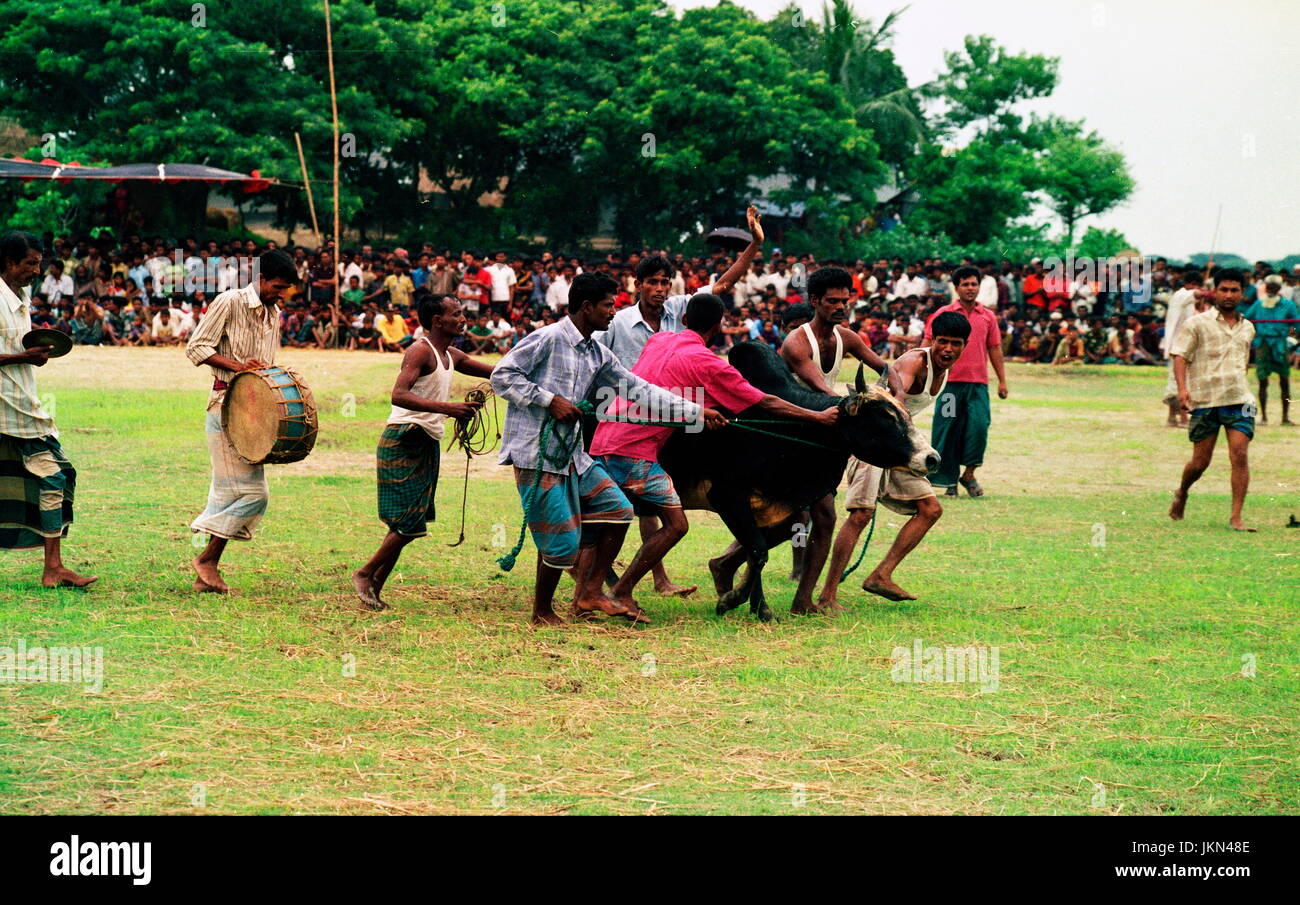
[20,230,1300,370]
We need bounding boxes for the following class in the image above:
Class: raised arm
[711,205,765,296]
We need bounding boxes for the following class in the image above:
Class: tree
[1033,121,1135,244]
[924,35,1059,138]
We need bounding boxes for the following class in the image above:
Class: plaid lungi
[377,423,441,537]
[191,407,269,541]
[0,434,75,550]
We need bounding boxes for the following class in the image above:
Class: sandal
[943,485,959,498]
[959,476,985,498]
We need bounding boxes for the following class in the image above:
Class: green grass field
[1,347,1296,814]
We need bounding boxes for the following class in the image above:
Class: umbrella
[704,227,753,251]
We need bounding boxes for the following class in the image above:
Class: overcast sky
[673,0,1299,260]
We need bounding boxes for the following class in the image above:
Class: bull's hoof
[756,605,774,622]
[716,587,746,614]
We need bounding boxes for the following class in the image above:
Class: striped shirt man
[0,278,56,438]
[1169,308,1255,409]
[186,283,281,399]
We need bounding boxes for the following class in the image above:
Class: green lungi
[929,381,991,488]
[377,424,441,537]
[0,434,75,550]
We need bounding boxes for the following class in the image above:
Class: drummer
[0,231,97,588]
[184,248,297,593]
[352,293,495,609]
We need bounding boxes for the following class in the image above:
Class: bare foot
[1169,488,1188,521]
[352,571,386,610]
[653,580,697,598]
[531,607,566,626]
[1165,418,1179,427]
[815,596,846,613]
[861,575,917,601]
[41,567,98,589]
[1229,520,1257,533]
[572,593,633,619]
[192,578,228,594]
[790,599,830,616]
[193,557,229,592]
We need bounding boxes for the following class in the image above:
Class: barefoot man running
[816,312,967,606]
[352,294,495,610]
[1169,268,1258,531]
[0,231,96,588]
[185,249,297,592]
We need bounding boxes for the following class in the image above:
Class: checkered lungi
[377,423,441,537]
[0,434,75,549]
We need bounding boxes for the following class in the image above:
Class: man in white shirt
[485,251,517,316]
[39,261,75,306]
[545,264,574,313]
[337,249,364,290]
[1161,271,1206,425]
[977,264,1000,309]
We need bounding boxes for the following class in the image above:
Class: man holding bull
[589,293,839,619]
[778,265,901,614]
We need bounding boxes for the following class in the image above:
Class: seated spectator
[375,305,412,352]
[467,315,495,354]
[1083,318,1108,363]
[1052,325,1085,364]
[349,313,379,351]
[150,309,181,346]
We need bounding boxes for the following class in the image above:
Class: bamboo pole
[293,132,321,246]
[1204,203,1223,282]
[324,0,341,345]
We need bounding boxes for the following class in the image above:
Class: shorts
[595,454,681,514]
[843,456,935,517]
[377,423,441,537]
[514,463,634,569]
[1188,404,1255,443]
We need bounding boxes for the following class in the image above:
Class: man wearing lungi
[352,294,494,610]
[185,249,297,592]
[924,265,1009,498]
[0,231,96,588]
[491,272,723,625]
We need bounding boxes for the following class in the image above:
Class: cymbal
[22,328,73,358]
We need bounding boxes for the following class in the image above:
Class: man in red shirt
[588,293,838,618]
[924,265,1009,497]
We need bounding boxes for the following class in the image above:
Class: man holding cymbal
[0,231,96,588]
[185,248,297,593]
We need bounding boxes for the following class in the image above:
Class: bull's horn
[854,363,866,393]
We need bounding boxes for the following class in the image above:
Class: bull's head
[838,364,940,476]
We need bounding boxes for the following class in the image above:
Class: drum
[221,366,318,465]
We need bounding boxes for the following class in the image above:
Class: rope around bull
[495,403,858,572]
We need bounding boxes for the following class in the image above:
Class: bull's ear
[855,363,866,393]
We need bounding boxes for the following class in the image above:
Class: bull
[658,340,937,621]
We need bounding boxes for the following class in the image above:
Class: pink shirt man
[590,329,765,462]
[923,301,1000,384]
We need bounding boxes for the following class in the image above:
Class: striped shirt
[1169,309,1255,409]
[0,277,57,439]
[491,316,702,475]
[185,283,281,386]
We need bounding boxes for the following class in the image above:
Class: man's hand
[746,205,764,245]
[443,400,483,420]
[239,359,268,372]
[548,395,582,424]
[702,407,728,429]
[21,346,52,367]
[815,406,839,427]
[1178,389,1192,415]
[997,381,1009,399]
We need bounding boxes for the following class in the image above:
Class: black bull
[654,340,937,621]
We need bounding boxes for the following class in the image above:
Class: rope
[838,507,878,583]
[496,399,594,571]
[447,382,499,548]
[494,402,845,571]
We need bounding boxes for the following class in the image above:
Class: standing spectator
[1241,273,1298,424]
[924,265,1009,498]
[485,251,517,317]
